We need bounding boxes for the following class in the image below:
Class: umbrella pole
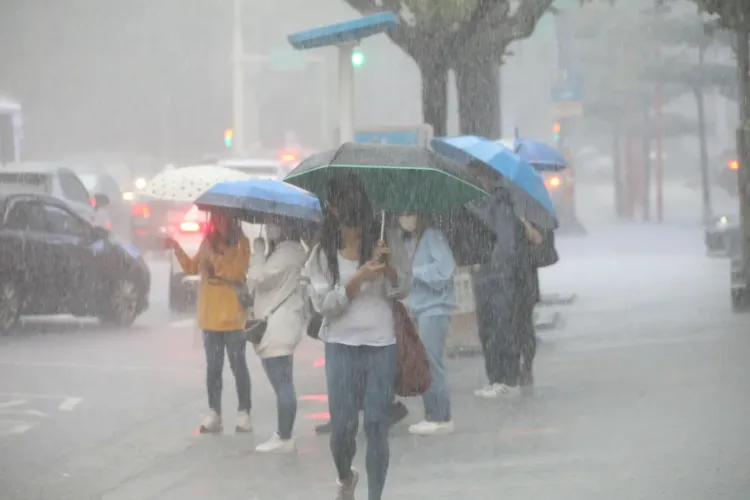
[380,210,386,241]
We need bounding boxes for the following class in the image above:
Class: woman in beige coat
[247,220,308,453]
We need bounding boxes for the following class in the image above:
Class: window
[0,173,51,195]
[4,200,47,232]
[59,173,91,204]
[41,204,90,238]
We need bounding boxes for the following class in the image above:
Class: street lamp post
[337,43,356,143]
[231,0,245,156]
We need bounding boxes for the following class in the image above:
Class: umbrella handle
[379,210,385,241]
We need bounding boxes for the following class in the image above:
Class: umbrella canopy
[142,165,251,202]
[432,135,558,229]
[284,142,487,213]
[195,179,323,224]
[497,137,567,172]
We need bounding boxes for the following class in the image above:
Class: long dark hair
[320,176,379,285]
[205,211,242,253]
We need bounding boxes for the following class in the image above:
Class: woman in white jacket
[248,221,308,453]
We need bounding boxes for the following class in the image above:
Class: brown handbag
[393,300,432,397]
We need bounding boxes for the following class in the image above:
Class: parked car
[78,172,130,240]
[0,193,150,334]
[0,163,110,227]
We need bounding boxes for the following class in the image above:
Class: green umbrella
[283,142,488,213]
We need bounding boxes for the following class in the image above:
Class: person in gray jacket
[469,170,526,398]
[304,175,411,500]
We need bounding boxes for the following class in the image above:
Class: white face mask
[265,223,282,241]
[398,215,418,233]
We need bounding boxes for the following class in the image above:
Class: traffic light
[351,48,365,68]
[728,159,739,170]
[553,122,561,143]
[224,128,233,148]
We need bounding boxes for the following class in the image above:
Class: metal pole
[655,81,663,223]
[232,0,245,156]
[337,43,355,144]
[736,28,750,288]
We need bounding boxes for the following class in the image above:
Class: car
[0,163,110,227]
[0,193,150,334]
[216,157,287,179]
[78,172,130,240]
[167,204,265,312]
[705,214,740,256]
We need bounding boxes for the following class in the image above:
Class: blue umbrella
[431,135,558,229]
[195,178,323,223]
[499,137,567,171]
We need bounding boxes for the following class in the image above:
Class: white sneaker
[199,410,223,434]
[408,420,455,436]
[255,433,296,453]
[474,383,517,399]
[336,468,359,500]
[235,410,253,433]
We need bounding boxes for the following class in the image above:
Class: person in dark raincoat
[468,170,526,398]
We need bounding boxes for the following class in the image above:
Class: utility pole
[736,27,750,295]
[231,0,245,156]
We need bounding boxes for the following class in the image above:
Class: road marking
[58,397,83,411]
[170,318,196,329]
[0,421,35,436]
[0,400,26,409]
[0,409,47,417]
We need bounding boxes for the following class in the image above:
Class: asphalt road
[1,225,749,499]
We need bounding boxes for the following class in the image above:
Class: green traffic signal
[351,49,364,68]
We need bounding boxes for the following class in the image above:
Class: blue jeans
[261,355,297,439]
[325,342,397,500]
[415,313,452,422]
[203,330,251,414]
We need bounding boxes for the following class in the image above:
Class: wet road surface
[1,225,749,499]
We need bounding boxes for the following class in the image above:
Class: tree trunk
[455,58,500,137]
[694,87,713,225]
[418,59,449,137]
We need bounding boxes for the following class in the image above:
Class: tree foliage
[342,0,556,135]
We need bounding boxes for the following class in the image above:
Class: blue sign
[354,130,420,145]
[551,71,583,103]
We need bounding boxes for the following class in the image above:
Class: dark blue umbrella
[195,179,323,224]
[431,135,558,229]
[498,138,567,171]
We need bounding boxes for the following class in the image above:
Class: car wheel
[0,281,21,335]
[100,279,141,327]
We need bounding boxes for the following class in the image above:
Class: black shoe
[315,420,332,434]
[390,401,409,426]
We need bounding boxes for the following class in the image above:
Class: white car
[0,163,110,227]
[167,158,285,312]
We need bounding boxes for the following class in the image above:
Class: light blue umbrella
[431,135,558,229]
[195,178,323,223]
[498,137,568,171]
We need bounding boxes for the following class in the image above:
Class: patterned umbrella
[142,165,251,202]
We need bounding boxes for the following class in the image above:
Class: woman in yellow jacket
[167,211,252,434]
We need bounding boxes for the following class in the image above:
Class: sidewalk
[27,227,750,500]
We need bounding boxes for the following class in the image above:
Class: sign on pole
[351,124,434,147]
[551,70,583,119]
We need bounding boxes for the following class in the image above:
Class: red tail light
[131,203,151,218]
[105,220,112,230]
[179,221,203,233]
[90,197,97,208]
